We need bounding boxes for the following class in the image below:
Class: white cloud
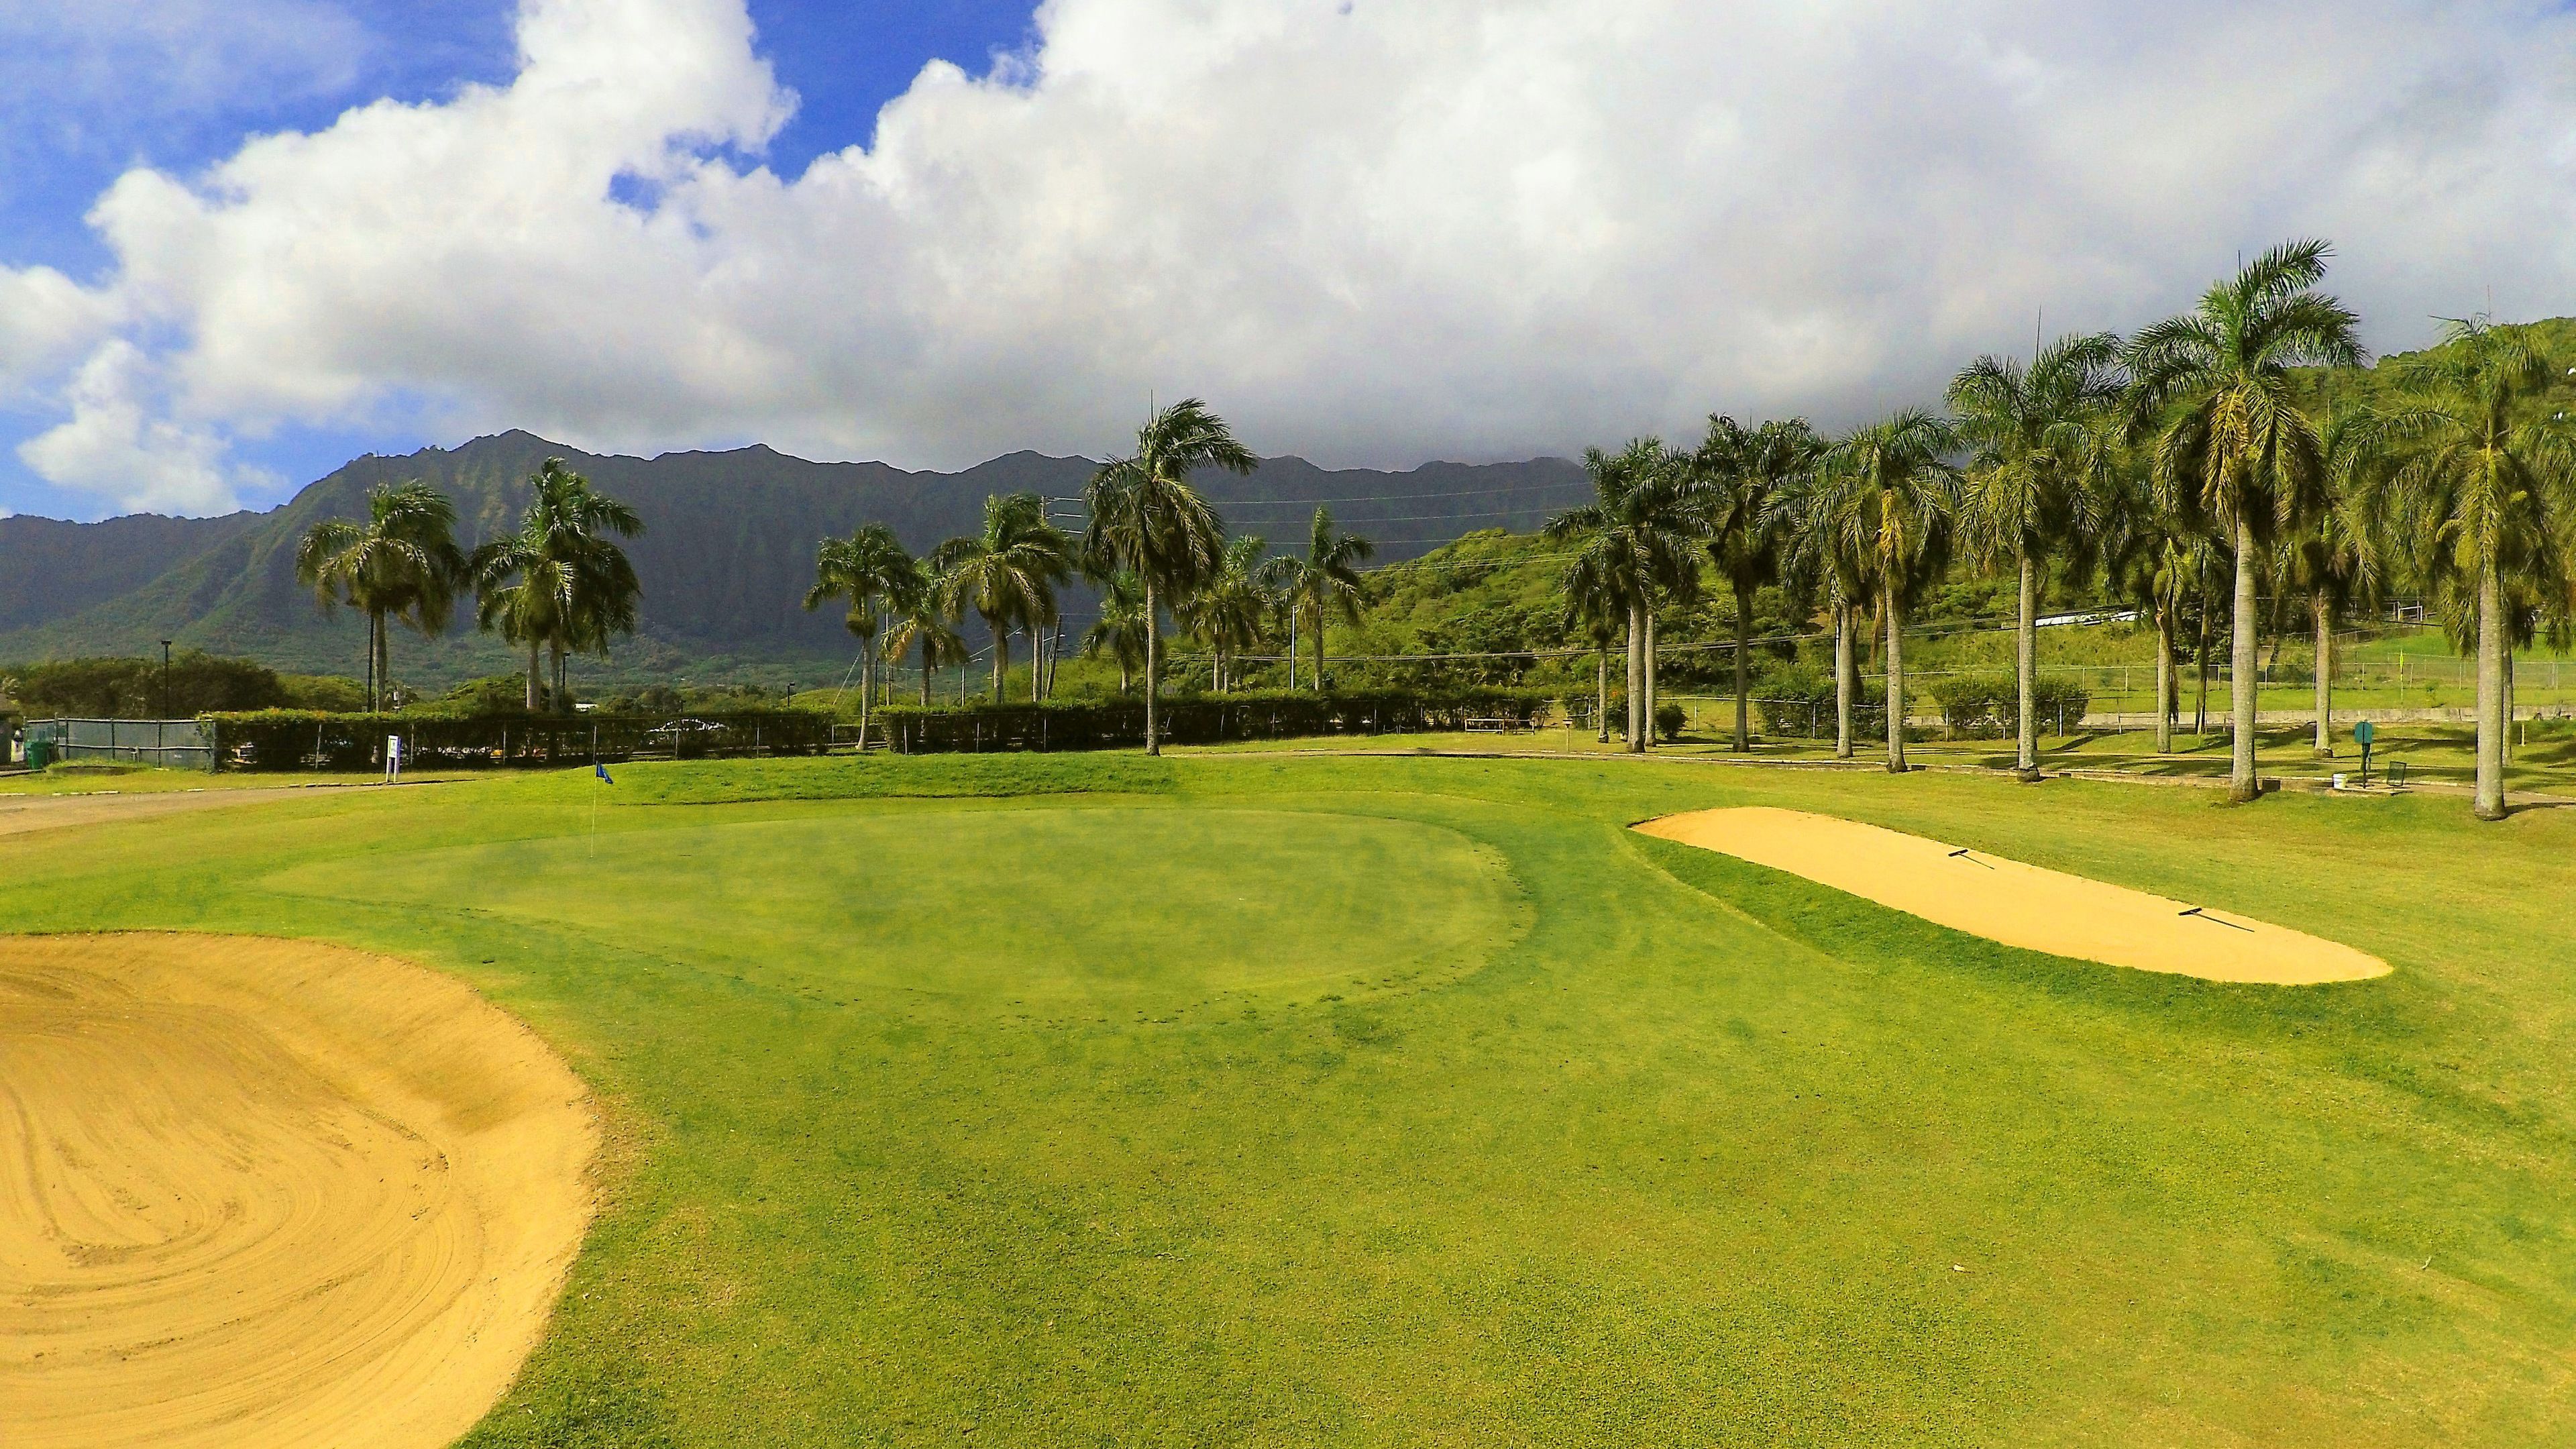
[7,0,2576,515]
[15,342,274,515]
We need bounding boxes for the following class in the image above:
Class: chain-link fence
[24,718,214,770]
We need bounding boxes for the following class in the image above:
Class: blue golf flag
[595,762,613,784]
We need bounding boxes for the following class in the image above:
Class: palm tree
[1826,410,1960,773]
[2364,317,2576,819]
[1082,570,1155,694]
[2292,420,2385,757]
[806,522,914,743]
[1951,333,2124,779]
[881,559,967,707]
[1768,461,1873,759]
[1560,548,1629,743]
[2127,239,2364,802]
[2098,455,2204,756]
[1264,507,1375,692]
[1545,439,1705,751]
[1083,399,1255,755]
[932,493,1076,705]
[1699,415,1822,752]
[1183,535,1275,692]
[294,480,468,712]
[471,459,643,710]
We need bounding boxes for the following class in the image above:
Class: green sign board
[2355,720,2375,747]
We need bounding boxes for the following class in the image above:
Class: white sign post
[385,734,403,784]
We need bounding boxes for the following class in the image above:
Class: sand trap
[0,932,596,1448]
[1635,808,2389,985]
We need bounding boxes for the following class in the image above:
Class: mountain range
[0,431,1588,688]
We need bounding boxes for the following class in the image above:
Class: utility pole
[160,641,172,719]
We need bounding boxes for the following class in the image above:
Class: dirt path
[0,932,596,1448]
[1636,806,2390,985]
[0,786,337,839]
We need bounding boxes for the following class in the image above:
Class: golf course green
[7,753,2573,1445]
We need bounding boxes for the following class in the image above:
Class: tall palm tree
[1826,409,1960,773]
[932,492,1076,704]
[1081,570,1155,694]
[2098,454,2204,757]
[1951,332,2124,779]
[1184,535,1275,692]
[1768,461,1874,759]
[471,459,643,710]
[1264,507,1375,692]
[1545,439,1705,752]
[1560,548,1629,744]
[1083,399,1254,755]
[2292,420,2385,757]
[294,480,468,712]
[806,522,914,742]
[2365,317,2576,819]
[1699,415,1822,752]
[881,559,967,707]
[2127,239,2364,802]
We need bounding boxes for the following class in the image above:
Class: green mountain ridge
[0,432,1587,688]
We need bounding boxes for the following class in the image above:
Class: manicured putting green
[269,805,1523,1015]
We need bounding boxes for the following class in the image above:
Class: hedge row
[198,708,835,771]
[875,687,1554,753]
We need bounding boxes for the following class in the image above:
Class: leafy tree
[1545,439,1705,752]
[2097,452,2208,755]
[881,559,968,707]
[1824,409,1960,773]
[2127,239,2363,802]
[1082,400,1255,755]
[806,522,914,741]
[933,492,1076,704]
[1698,415,1821,752]
[294,480,468,712]
[1264,506,1375,692]
[2365,317,2576,818]
[1950,332,2123,778]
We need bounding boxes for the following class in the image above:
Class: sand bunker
[0,933,596,1449]
[1635,808,2388,985]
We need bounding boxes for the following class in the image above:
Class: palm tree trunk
[1596,645,1609,743]
[1287,609,1297,691]
[2312,588,2333,757]
[1834,602,1854,760]
[365,610,380,712]
[1313,599,1328,694]
[1625,601,1644,751]
[2229,517,2260,803]
[858,639,873,749]
[991,619,1008,702]
[2194,605,2211,737]
[2153,604,2175,756]
[1731,582,1752,753]
[2015,549,2038,779]
[1643,607,1658,749]
[527,637,542,711]
[1884,576,1907,773]
[920,643,933,707]
[2475,559,2506,820]
[1144,580,1162,756]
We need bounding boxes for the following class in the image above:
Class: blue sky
[0,1,1039,517]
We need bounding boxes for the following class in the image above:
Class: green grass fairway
[9,754,2575,1444]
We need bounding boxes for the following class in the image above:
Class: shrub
[1654,702,1685,741]
[7,652,292,717]
[1925,674,2094,737]
[875,686,1551,754]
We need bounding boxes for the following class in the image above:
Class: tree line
[294,458,643,713]
[806,399,1376,755]
[1546,240,2575,821]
